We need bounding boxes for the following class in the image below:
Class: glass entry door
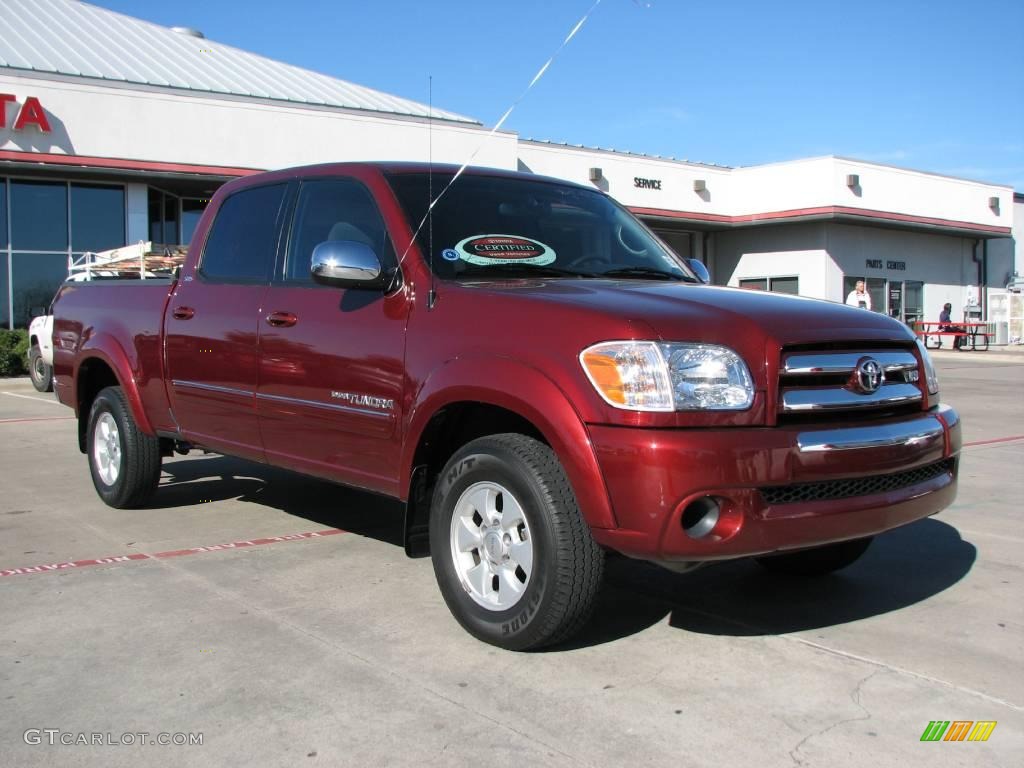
[903,281,923,325]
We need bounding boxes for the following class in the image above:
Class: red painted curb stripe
[0,529,345,578]
[963,435,1024,448]
[0,416,76,424]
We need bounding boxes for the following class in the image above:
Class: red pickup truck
[52,162,960,649]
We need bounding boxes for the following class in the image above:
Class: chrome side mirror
[687,258,710,284]
[311,240,385,289]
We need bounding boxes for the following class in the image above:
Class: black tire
[87,386,162,508]
[429,434,604,650]
[755,536,873,577]
[28,345,53,392]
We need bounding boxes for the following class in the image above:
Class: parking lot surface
[1,351,1022,767]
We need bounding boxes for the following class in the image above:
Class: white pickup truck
[27,314,54,392]
[26,241,186,392]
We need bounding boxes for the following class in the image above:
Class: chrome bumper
[797,406,959,453]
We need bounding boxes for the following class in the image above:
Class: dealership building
[1,0,1018,334]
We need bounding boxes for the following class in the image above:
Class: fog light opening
[681,496,721,539]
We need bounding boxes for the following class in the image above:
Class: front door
[164,182,289,461]
[256,177,409,496]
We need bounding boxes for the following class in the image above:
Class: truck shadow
[556,518,976,649]
[155,455,405,547]
[153,455,976,649]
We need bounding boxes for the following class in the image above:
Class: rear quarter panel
[52,281,177,434]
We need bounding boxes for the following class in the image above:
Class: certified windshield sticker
[454,234,556,266]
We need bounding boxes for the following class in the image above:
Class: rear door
[164,182,289,461]
[256,176,410,495]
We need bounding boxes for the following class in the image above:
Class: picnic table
[913,321,991,351]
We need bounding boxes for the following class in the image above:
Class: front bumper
[588,405,961,562]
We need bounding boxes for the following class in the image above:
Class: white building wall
[517,144,1013,234]
[517,141,733,213]
[824,224,975,322]
[729,157,1012,231]
[714,223,835,298]
[0,73,518,171]
[714,221,979,323]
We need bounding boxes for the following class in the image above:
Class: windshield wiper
[598,266,693,282]
[457,264,592,278]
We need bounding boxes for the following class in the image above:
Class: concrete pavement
[0,357,1022,767]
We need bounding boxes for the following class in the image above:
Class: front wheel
[755,537,873,577]
[28,345,53,392]
[87,386,162,508]
[429,434,604,650]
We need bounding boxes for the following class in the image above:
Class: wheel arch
[74,338,154,452]
[401,357,617,555]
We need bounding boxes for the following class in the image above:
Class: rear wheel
[87,386,162,508]
[755,537,873,577]
[429,434,604,650]
[28,345,53,392]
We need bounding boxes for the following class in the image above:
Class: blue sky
[98,0,1024,190]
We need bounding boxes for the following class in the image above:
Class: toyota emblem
[853,357,884,394]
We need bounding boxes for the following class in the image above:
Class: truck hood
[456,279,918,349]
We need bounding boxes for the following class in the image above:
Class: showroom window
[149,188,209,245]
[843,276,886,314]
[739,276,799,294]
[2,177,126,328]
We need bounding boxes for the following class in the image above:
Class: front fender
[75,333,155,436]
[403,356,617,530]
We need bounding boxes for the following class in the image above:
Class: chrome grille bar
[782,351,918,375]
[781,383,922,412]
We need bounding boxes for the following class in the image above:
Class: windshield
[386,172,696,282]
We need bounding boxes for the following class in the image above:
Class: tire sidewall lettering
[433,448,553,641]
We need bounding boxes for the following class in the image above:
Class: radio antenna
[397,0,603,271]
[427,75,437,310]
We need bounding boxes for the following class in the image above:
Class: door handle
[266,311,298,328]
[172,306,195,320]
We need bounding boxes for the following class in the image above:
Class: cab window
[284,179,394,284]
[199,183,287,283]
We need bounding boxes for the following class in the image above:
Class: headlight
[915,338,940,395]
[580,341,754,411]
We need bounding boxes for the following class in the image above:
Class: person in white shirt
[845,280,871,310]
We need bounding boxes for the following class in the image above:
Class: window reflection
[181,199,207,244]
[12,253,66,327]
[0,253,9,328]
[11,181,68,251]
[71,184,125,252]
[0,182,7,248]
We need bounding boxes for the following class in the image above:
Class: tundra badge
[331,391,395,411]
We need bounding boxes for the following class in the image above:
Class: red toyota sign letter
[0,93,16,128]
[13,97,51,133]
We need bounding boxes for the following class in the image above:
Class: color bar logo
[920,721,997,742]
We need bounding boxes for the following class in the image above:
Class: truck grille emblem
[851,357,884,394]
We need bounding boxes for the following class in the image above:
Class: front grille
[760,459,954,506]
[777,345,923,422]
